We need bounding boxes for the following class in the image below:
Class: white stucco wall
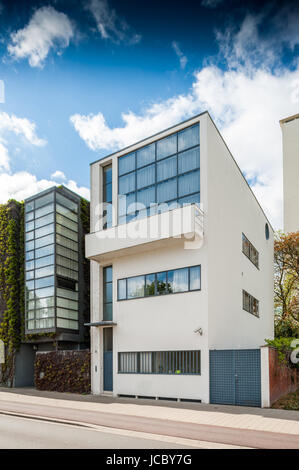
[206,116,274,349]
[88,112,274,402]
[281,115,299,233]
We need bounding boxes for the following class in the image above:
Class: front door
[103,328,113,391]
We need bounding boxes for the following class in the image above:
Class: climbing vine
[0,200,24,386]
[80,197,90,343]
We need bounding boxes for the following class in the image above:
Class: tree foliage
[274,231,299,337]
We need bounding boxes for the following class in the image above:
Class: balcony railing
[86,203,204,262]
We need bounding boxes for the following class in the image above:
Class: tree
[274,231,299,337]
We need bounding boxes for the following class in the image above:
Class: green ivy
[265,337,299,368]
[0,200,24,385]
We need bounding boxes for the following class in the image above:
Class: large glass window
[118,265,201,301]
[103,266,113,321]
[25,189,80,332]
[118,123,200,224]
[119,350,201,375]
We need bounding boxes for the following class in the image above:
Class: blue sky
[0,0,298,228]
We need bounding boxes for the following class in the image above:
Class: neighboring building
[0,185,90,387]
[280,113,299,233]
[24,186,90,351]
[86,112,274,406]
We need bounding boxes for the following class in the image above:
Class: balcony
[85,204,204,262]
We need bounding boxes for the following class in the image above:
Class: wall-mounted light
[194,327,203,335]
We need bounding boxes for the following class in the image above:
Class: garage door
[209,349,261,407]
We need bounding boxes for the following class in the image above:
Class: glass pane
[35,212,54,229]
[56,224,77,242]
[56,193,78,213]
[26,221,34,232]
[56,234,77,251]
[57,287,78,301]
[35,307,55,319]
[26,270,34,280]
[35,224,54,238]
[57,297,78,310]
[168,268,188,293]
[26,250,34,261]
[118,279,126,300]
[25,240,34,251]
[157,178,177,203]
[178,192,200,207]
[56,204,78,222]
[157,133,177,160]
[56,255,78,271]
[178,124,199,152]
[35,244,54,258]
[243,291,250,311]
[25,211,34,221]
[127,276,145,298]
[157,155,177,182]
[145,274,155,296]
[190,266,201,290]
[26,280,34,290]
[27,320,35,330]
[35,297,54,309]
[35,255,54,269]
[35,265,54,278]
[119,172,135,195]
[103,302,112,321]
[119,152,135,176]
[104,182,112,203]
[57,318,78,330]
[136,143,155,168]
[35,276,54,289]
[242,234,250,257]
[157,272,167,295]
[178,170,200,197]
[35,233,54,249]
[26,231,34,241]
[104,266,112,282]
[103,165,112,185]
[25,201,34,212]
[104,283,112,303]
[26,260,34,271]
[35,203,54,219]
[35,192,54,209]
[137,186,155,209]
[137,164,155,189]
[56,244,78,261]
[178,147,200,174]
[56,265,78,280]
[35,286,54,299]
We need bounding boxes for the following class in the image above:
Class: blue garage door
[209,349,261,407]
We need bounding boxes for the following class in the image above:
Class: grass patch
[272,389,299,411]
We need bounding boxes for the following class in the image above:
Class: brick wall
[269,347,299,405]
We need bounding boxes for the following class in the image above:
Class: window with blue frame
[118,124,200,224]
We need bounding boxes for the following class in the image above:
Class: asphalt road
[0,395,298,449]
[0,414,197,449]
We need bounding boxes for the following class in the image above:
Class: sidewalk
[0,387,298,436]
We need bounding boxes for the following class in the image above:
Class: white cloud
[201,0,224,8]
[86,0,141,44]
[7,6,74,67]
[70,12,299,229]
[51,170,66,180]
[172,41,188,69]
[0,112,46,147]
[0,171,89,203]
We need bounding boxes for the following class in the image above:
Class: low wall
[269,347,299,405]
[35,350,91,394]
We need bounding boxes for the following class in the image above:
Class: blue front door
[103,328,113,391]
[104,351,113,391]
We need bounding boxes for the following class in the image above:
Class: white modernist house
[280,113,299,233]
[86,112,274,406]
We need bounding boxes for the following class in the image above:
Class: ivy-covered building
[0,186,90,387]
